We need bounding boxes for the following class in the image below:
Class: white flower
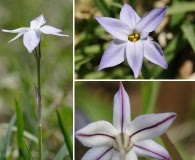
[2,14,68,53]
[76,82,176,160]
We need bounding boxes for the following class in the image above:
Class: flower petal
[126,149,138,160]
[98,39,126,70]
[144,41,168,69]
[81,146,114,160]
[134,140,170,159]
[127,113,176,142]
[120,3,140,29]
[23,31,41,53]
[8,32,25,43]
[30,14,46,29]
[136,7,167,33]
[76,120,118,147]
[2,27,29,33]
[113,82,131,133]
[95,16,130,40]
[126,41,144,78]
[40,25,69,37]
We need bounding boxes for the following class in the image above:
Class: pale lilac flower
[76,82,176,160]
[2,14,68,53]
[95,4,168,78]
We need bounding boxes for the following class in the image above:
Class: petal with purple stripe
[126,40,144,78]
[144,40,168,69]
[120,3,140,29]
[127,113,176,142]
[134,140,170,159]
[95,16,130,41]
[76,121,118,147]
[98,39,126,70]
[135,7,167,33]
[81,146,114,160]
[113,82,131,133]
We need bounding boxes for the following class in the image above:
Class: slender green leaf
[0,114,16,160]
[22,139,33,160]
[94,0,110,16]
[53,144,67,160]
[181,23,195,52]
[15,100,25,160]
[57,110,73,160]
[141,82,160,114]
[167,2,195,15]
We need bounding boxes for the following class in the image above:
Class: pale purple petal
[140,32,149,39]
[82,146,114,160]
[134,140,170,159]
[136,7,167,33]
[144,41,168,69]
[30,14,46,29]
[111,151,120,160]
[120,3,140,29]
[40,25,69,37]
[8,32,26,43]
[113,82,131,133]
[76,121,118,147]
[126,150,138,160]
[23,31,41,53]
[127,113,176,142]
[98,39,126,70]
[126,41,144,78]
[95,16,130,40]
[2,27,29,33]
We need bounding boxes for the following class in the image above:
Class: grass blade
[94,0,110,17]
[56,110,73,160]
[0,114,16,160]
[15,100,32,160]
[141,82,160,113]
[53,144,67,160]
[181,23,195,52]
[15,100,25,159]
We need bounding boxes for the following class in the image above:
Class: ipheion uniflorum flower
[95,4,168,78]
[2,14,68,53]
[76,82,176,160]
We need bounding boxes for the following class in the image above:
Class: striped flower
[76,82,176,160]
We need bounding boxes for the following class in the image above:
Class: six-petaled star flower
[76,82,176,160]
[95,4,168,78]
[2,14,68,53]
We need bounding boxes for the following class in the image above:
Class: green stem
[38,125,42,160]
[34,42,42,160]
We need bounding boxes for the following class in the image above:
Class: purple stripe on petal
[77,133,115,140]
[134,144,169,159]
[130,114,176,138]
[97,147,113,160]
[136,7,167,33]
[81,146,114,160]
[113,82,131,133]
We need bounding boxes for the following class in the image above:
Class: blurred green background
[0,0,73,159]
[75,0,195,79]
[75,81,195,160]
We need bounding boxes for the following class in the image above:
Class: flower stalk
[34,42,42,160]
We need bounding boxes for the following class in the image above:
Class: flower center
[113,133,133,155]
[128,33,140,42]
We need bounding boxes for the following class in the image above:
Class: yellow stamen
[128,33,140,42]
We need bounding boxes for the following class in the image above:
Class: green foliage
[0,115,16,160]
[57,110,73,160]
